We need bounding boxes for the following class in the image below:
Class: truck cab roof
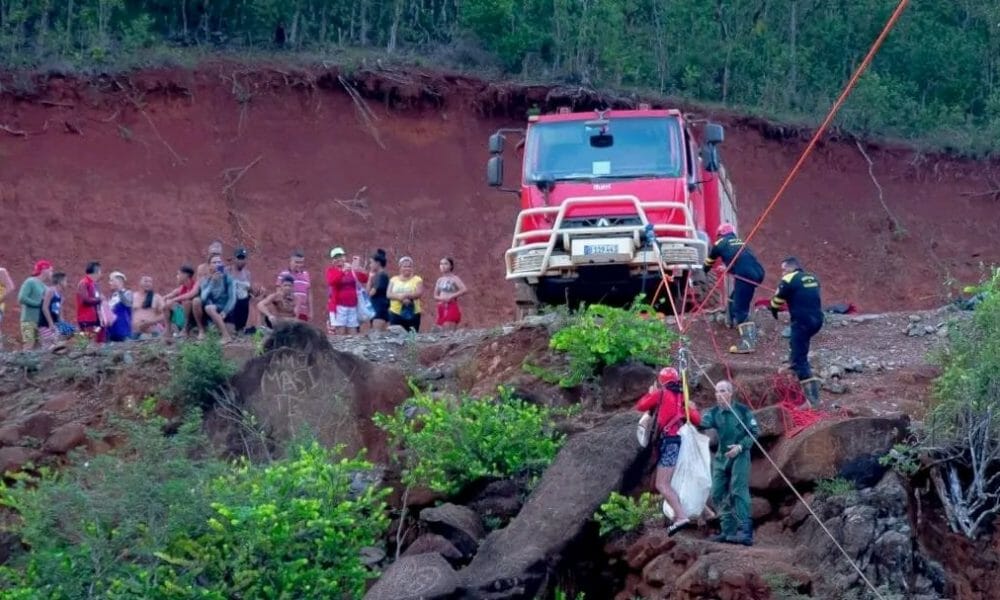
[530,108,683,123]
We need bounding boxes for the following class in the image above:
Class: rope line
[689,0,912,318]
[684,351,886,600]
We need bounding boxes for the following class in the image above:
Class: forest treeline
[1,0,999,154]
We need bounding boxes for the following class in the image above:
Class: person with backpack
[634,367,702,535]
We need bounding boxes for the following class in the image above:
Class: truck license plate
[584,244,617,255]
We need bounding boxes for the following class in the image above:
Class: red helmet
[717,223,735,237]
[657,367,679,385]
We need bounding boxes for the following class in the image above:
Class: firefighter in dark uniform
[704,223,766,354]
[769,256,824,406]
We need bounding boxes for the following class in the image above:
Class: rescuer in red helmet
[634,366,702,535]
[704,222,766,354]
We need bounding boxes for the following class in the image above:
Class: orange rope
[690,0,911,317]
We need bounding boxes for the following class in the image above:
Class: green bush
[549,301,678,387]
[593,491,661,537]
[0,414,224,600]
[142,442,390,599]
[925,267,1000,538]
[374,385,564,495]
[814,477,855,498]
[166,337,237,410]
[1,417,391,599]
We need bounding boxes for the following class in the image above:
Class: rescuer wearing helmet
[634,367,702,535]
[698,379,759,546]
[703,222,766,353]
[769,256,824,407]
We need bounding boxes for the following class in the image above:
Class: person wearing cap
[326,247,369,335]
[18,260,54,350]
[226,247,256,335]
[634,367,702,535]
[697,379,759,546]
[704,222,766,354]
[769,256,824,407]
[0,264,16,350]
[106,271,134,342]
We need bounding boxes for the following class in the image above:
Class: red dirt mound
[1,63,998,338]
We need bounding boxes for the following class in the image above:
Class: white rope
[685,351,886,600]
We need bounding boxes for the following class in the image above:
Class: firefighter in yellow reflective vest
[769,256,824,406]
[704,223,765,353]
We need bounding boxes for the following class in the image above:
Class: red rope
[689,0,911,318]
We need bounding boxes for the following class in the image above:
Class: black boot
[729,321,757,354]
[731,521,754,546]
[799,377,821,408]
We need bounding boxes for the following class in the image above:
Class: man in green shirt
[699,379,759,546]
[18,260,53,351]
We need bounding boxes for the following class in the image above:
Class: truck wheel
[514,281,540,321]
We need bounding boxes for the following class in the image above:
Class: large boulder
[221,322,409,460]
[750,416,906,491]
[791,473,946,599]
[596,363,656,409]
[419,503,485,561]
[457,412,646,598]
[363,552,459,600]
[44,422,87,454]
[636,536,811,600]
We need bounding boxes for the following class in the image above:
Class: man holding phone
[325,247,369,335]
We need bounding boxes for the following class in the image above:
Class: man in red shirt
[635,367,702,535]
[77,261,104,342]
[326,247,369,335]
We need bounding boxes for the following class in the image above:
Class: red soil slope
[1,64,998,337]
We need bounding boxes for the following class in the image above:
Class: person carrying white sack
[634,367,702,535]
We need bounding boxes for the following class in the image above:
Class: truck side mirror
[701,145,721,173]
[487,156,504,187]
[704,123,724,145]
[489,133,505,155]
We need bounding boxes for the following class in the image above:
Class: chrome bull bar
[504,195,707,280]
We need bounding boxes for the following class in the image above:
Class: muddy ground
[1,62,999,342]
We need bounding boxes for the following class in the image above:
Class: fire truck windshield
[524,116,682,183]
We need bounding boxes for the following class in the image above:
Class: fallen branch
[117,79,185,165]
[0,124,27,137]
[63,121,84,136]
[332,186,371,220]
[40,100,75,108]
[338,75,386,149]
[855,139,905,234]
[959,188,1000,200]
[221,155,264,197]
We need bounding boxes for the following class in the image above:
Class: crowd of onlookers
[0,240,469,352]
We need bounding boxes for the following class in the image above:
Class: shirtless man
[133,275,166,337]
[257,274,298,328]
[162,265,198,338]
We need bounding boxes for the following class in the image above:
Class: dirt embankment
[1,62,999,340]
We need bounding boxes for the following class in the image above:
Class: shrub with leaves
[814,477,855,498]
[0,414,224,600]
[593,491,661,537]
[549,300,678,387]
[925,267,1000,539]
[165,336,237,410]
[146,441,390,599]
[374,385,564,495]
